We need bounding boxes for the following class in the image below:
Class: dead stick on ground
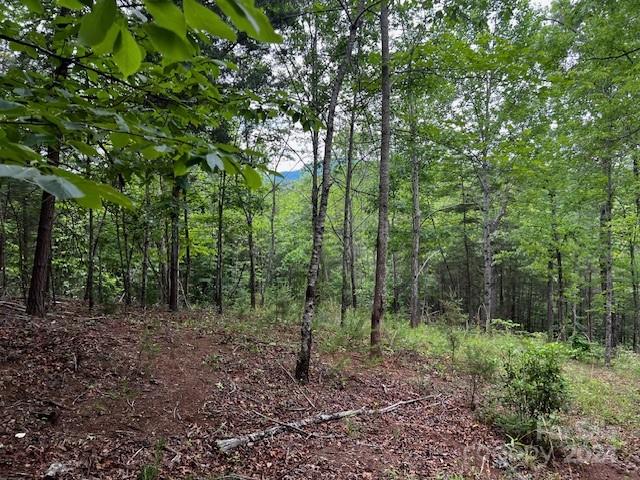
[276,361,315,409]
[216,395,438,453]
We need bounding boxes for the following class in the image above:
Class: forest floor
[1,300,639,480]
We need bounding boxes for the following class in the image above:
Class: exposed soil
[1,301,638,479]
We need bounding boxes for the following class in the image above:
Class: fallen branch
[216,395,436,453]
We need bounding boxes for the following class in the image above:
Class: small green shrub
[502,343,569,419]
[456,340,499,407]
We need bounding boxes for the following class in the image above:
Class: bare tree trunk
[244,207,256,310]
[409,110,421,328]
[0,184,7,297]
[140,178,150,307]
[183,189,191,305]
[480,171,493,331]
[586,266,593,341]
[169,180,180,312]
[295,1,364,382]
[215,172,226,314]
[600,157,614,365]
[26,145,59,317]
[265,174,278,304]
[633,156,640,353]
[370,0,390,357]
[85,208,95,310]
[349,195,357,310]
[546,258,554,340]
[341,90,357,326]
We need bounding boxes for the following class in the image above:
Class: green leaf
[22,0,44,14]
[110,132,130,148]
[0,165,83,200]
[144,24,195,63]
[0,100,25,113]
[184,0,236,42]
[92,22,120,55]
[215,0,281,43]
[242,164,261,188]
[144,0,187,38]
[113,27,143,77]
[53,168,133,208]
[78,0,118,47]
[206,151,224,171]
[57,0,86,10]
[174,158,189,176]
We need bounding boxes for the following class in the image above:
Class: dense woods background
[2,0,640,372]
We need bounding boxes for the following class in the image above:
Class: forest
[1,0,640,478]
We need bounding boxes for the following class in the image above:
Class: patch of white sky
[271,0,553,173]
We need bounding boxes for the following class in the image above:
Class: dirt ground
[1,301,638,479]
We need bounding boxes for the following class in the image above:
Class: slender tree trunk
[370,0,391,357]
[245,208,256,310]
[600,157,614,365]
[341,90,357,326]
[409,100,421,328]
[265,174,278,304]
[183,189,191,305]
[0,184,8,297]
[215,172,226,314]
[586,266,593,341]
[633,156,640,353]
[169,180,180,312]
[295,1,363,382]
[480,172,493,331]
[349,195,357,309]
[26,145,59,317]
[546,258,554,340]
[391,252,399,313]
[85,208,95,310]
[140,178,150,307]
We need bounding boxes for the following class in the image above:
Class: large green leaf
[215,0,281,43]
[144,24,195,63]
[57,0,86,10]
[242,164,261,188]
[145,0,187,38]
[78,0,118,46]
[0,165,83,200]
[53,168,133,208]
[21,0,43,14]
[184,0,236,42]
[113,27,143,77]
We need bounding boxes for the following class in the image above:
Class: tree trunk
[215,172,226,314]
[633,155,640,353]
[480,172,493,331]
[409,102,421,328]
[169,180,180,312]
[340,89,357,326]
[546,258,554,340]
[295,1,363,382]
[26,145,59,317]
[370,0,390,357]
[600,157,614,365]
[183,189,191,305]
[140,178,150,307]
[85,208,95,310]
[245,208,256,310]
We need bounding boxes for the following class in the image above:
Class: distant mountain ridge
[280,170,302,183]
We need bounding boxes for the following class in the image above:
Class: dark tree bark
[546,258,554,340]
[370,0,391,357]
[26,145,59,317]
[633,155,640,353]
[295,0,364,382]
[215,172,226,314]
[169,180,180,312]
[140,178,150,307]
[183,189,191,305]
[600,156,614,365]
[85,208,95,310]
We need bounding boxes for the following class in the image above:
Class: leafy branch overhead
[0,0,285,206]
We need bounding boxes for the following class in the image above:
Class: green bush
[456,340,499,407]
[502,343,569,419]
